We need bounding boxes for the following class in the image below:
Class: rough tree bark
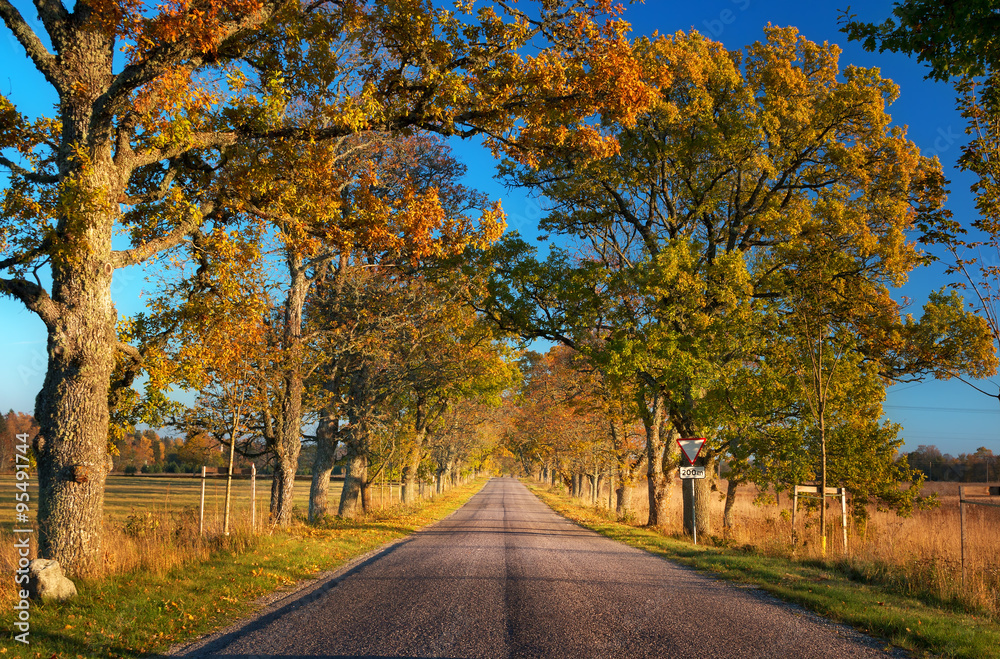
[682,453,714,538]
[722,477,739,534]
[401,397,434,504]
[338,443,368,518]
[0,0,297,574]
[640,383,670,527]
[337,365,373,519]
[307,407,339,523]
[400,428,426,504]
[269,252,309,526]
[27,17,125,575]
[609,421,639,519]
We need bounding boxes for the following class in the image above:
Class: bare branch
[0,0,60,84]
[0,275,59,326]
[0,236,52,271]
[116,340,142,365]
[32,0,69,45]
[119,160,180,206]
[0,154,59,184]
[111,202,213,268]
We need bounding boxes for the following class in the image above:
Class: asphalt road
[173,477,904,658]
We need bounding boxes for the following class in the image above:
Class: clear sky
[1,0,998,456]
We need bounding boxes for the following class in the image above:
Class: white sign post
[677,438,707,545]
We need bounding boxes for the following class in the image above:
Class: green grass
[529,483,1000,659]
[2,478,487,659]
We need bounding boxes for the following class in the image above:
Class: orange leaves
[351,176,505,263]
[121,0,267,60]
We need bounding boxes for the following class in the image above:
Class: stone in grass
[28,559,78,602]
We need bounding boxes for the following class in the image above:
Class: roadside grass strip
[530,485,1000,659]
[3,479,487,659]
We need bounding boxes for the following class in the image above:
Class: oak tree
[0,0,654,571]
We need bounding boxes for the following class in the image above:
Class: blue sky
[1,0,998,456]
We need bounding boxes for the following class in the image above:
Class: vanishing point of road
[173,477,903,658]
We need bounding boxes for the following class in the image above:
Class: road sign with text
[677,437,707,465]
[679,466,706,479]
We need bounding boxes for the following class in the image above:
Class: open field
[0,473,413,530]
[569,478,1000,619]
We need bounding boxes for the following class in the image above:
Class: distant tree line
[0,410,39,472]
[904,445,998,483]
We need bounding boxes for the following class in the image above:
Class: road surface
[172,477,903,658]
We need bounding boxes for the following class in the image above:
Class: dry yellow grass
[576,478,1000,617]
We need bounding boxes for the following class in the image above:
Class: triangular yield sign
[677,437,707,465]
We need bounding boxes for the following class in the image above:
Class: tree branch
[0,154,60,184]
[0,276,59,326]
[111,203,212,268]
[0,0,60,84]
[98,0,296,124]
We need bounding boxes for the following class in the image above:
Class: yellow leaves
[133,65,222,150]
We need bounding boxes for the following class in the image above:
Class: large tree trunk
[401,428,427,504]
[270,252,309,526]
[35,291,117,576]
[269,458,297,523]
[338,447,368,518]
[336,350,373,519]
[641,384,670,527]
[723,478,739,534]
[308,411,339,523]
[682,453,714,538]
[609,421,635,518]
[269,447,298,524]
[32,26,125,574]
[361,478,372,512]
[615,483,632,517]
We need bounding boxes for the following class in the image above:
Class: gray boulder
[28,559,78,602]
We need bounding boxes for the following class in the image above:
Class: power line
[884,405,1000,414]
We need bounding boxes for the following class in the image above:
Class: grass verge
[529,483,1000,659]
[5,479,487,659]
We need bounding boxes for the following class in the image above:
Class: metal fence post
[691,477,698,546]
[841,488,848,552]
[199,465,206,535]
[251,463,257,531]
[791,486,798,544]
[960,485,966,589]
